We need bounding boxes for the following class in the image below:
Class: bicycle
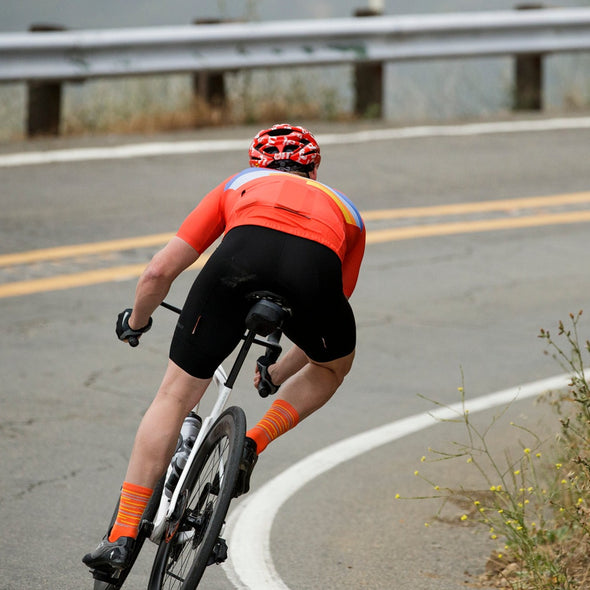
[89,290,291,590]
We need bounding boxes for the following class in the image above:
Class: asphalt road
[1,116,590,590]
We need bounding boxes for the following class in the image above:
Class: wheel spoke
[164,567,184,583]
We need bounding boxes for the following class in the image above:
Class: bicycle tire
[93,476,165,590]
[147,406,246,590]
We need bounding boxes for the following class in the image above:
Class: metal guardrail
[1,9,590,82]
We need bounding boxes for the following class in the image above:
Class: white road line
[223,372,573,589]
[0,138,248,167]
[2,117,590,168]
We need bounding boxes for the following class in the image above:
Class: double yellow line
[2,191,590,299]
[364,191,590,243]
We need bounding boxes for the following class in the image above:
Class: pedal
[91,567,121,586]
[207,537,228,566]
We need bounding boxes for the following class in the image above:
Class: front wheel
[148,406,246,590]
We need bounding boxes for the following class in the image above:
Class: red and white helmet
[248,123,321,172]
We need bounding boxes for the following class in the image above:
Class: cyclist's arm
[176,177,235,254]
[129,237,199,329]
[342,224,366,298]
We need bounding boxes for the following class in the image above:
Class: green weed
[401,311,590,589]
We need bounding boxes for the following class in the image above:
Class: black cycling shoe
[82,536,135,571]
[233,437,258,498]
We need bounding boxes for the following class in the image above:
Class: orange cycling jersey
[177,168,366,298]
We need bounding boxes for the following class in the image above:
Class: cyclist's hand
[255,356,280,397]
[116,308,153,347]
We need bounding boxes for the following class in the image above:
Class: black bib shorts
[169,225,356,379]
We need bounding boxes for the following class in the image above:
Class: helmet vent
[268,128,294,137]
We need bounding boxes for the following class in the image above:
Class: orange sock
[108,481,153,541]
[246,399,300,454]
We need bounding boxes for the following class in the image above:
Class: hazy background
[1,1,589,140]
[2,0,590,31]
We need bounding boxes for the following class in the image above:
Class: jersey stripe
[224,168,282,191]
[306,179,364,229]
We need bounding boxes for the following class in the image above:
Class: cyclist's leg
[276,350,355,420]
[246,350,354,456]
[269,233,356,421]
[99,363,210,550]
[256,345,355,419]
[123,361,211,488]
[83,362,208,572]
[245,232,357,455]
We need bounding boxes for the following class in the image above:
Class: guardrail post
[26,24,65,137]
[353,7,383,119]
[193,19,227,115]
[513,4,544,110]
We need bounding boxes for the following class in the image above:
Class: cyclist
[83,123,366,571]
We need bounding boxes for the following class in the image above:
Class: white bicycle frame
[149,363,232,544]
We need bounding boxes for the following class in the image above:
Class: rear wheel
[148,406,246,590]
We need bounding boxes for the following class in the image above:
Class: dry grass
[56,69,352,139]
